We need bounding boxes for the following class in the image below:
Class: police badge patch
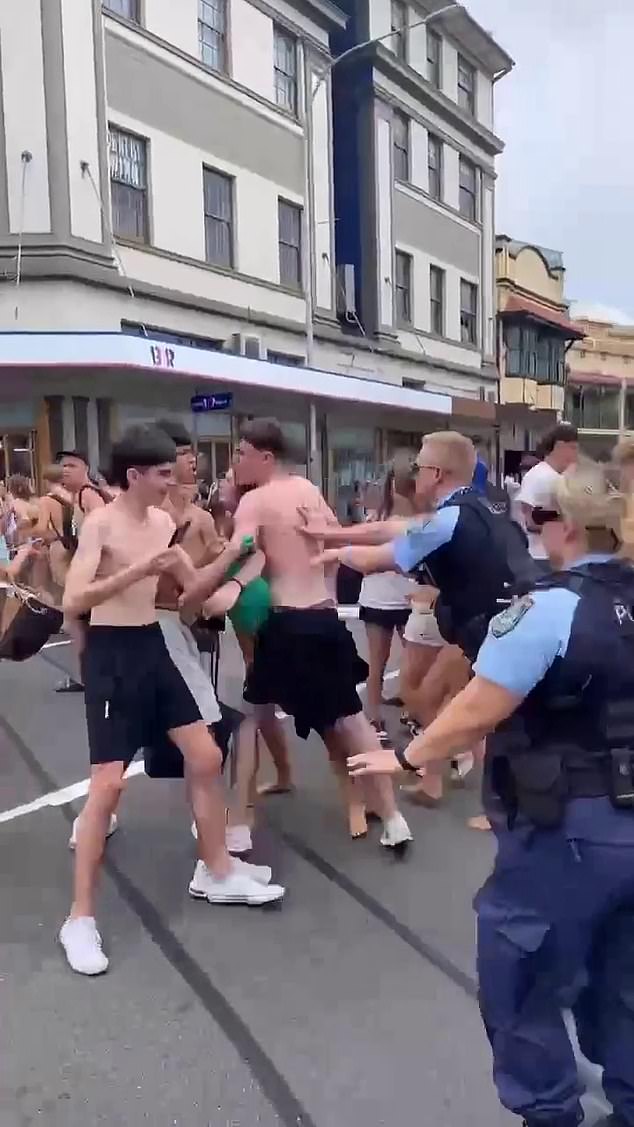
[490,594,534,637]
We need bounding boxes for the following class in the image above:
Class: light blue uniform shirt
[474,553,634,843]
[392,488,462,573]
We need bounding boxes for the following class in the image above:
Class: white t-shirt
[517,461,560,559]
[360,571,414,610]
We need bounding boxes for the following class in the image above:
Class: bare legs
[363,623,393,726]
[404,646,471,804]
[399,641,440,723]
[71,762,125,918]
[256,704,294,794]
[169,722,232,878]
[324,712,405,838]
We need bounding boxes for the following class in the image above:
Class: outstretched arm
[314,543,398,575]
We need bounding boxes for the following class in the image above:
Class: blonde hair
[555,459,625,549]
[422,432,477,483]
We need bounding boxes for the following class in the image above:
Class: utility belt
[434,601,491,662]
[490,745,634,828]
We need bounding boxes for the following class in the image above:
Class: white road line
[0,761,145,825]
[2,640,400,824]
[42,639,72,650]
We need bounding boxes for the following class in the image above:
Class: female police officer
[348,459,634,1127]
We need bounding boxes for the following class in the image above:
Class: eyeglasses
[531,507,562,527]
[413,463,442,476]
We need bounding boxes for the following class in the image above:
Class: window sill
[393,181,482,232]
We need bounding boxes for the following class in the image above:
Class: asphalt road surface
[0,622,608,1127]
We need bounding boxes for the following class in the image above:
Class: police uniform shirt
[474,552,634,844]
[391,489,461,572]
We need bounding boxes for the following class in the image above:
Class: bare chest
[99,520,169,577]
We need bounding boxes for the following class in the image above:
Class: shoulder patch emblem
[490,594,534,638]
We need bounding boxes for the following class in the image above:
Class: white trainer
[231,856,271,885]
[69,813,118,851]
[380,810,413,848]
[59,916,109,975]
[225,824,252,855]
[188,861,284,905]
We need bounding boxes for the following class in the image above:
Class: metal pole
[302,1,462,369]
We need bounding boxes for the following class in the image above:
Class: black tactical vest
[486,560,634,827]
[411,489,538,661]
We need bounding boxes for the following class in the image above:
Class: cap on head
[56,449,89,466]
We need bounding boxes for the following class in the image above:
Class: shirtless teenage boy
[183,419,412,847]
[60,425,284,977]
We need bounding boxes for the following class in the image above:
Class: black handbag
[0,584,63,661]
[143,702,245,779]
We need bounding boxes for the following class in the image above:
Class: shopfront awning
[0,332,452,418]
[500,296,585,339]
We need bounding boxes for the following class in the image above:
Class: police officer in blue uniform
[348,459,634,1127]
[305,431,535,662]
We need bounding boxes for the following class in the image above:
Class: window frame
[273,24,298,115]
[392,111,410,183]
[103,0,140,21]
[198,0,227,74]
[427,133,443,201]
[460,278,478,345]
[390,0,408,62]
[458,155,477,221]
[278,198,303,290]
[394,250,413,326]
[429,265,445,336]
[457,53,476,115]
[203,166,234,270]
[108,125,149,244]
[426,28,442,89]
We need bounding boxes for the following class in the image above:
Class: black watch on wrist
[394,745,418,772]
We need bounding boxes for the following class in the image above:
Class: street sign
[190,392,233,413]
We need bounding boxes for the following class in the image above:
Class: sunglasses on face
[531,507,562,527]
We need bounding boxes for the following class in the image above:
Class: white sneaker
[226,824,252,855]
[59,916,109,975]
[451,753,474,783]
[231,856,271,885]
[380,810,413,849]
[68,813,118,850]
[188,861,284,905]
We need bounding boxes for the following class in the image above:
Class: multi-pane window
[390,0,408,61]
[428,134,442,200]
[566,385,620,430]
[427,28,442,88]
[430,265,445,336]
[393,112,410,181]
[457,54,476,114]
[505,325,566,384]
[203,168,233,268]
[103,0,139,20]
[198,0,226,73]
[460,279,478,344]
[278,200,302,289]
[395,250,412,324]
[108,127,148,242]
[274,27,297,114]
[459,155,477,221]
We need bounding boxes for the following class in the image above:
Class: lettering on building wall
[150,345,176,368]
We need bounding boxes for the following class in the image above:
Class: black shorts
[359,605,410,631]
[83,624,203,766]
[244,607,368,739]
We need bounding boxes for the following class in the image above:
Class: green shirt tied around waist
[225,537,271,637]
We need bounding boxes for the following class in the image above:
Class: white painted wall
[368,0,391,42]
[481,182,494,357]
[310,71,333,310]
[144,0,198,57]
[408,21,427,79]
[410,120,428,193]
[0,0,51,233]
[60,0,103,243]
[477,71,493,131]
[231,0,274,101]
[260,0,330,49]
[443,144,459,210]
[441,37,457,102]
[108,110,303,286]
[376,115,393,327]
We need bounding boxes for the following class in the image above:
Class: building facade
[566,305,634,459]
[0,0,511,501]
[495,236,583,476]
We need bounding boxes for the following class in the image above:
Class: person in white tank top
[358,456,417,741]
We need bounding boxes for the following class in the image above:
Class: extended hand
[310,547,342,569]
[146,545,189,576]
[347,749,403,777]
[297,506,333,540]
